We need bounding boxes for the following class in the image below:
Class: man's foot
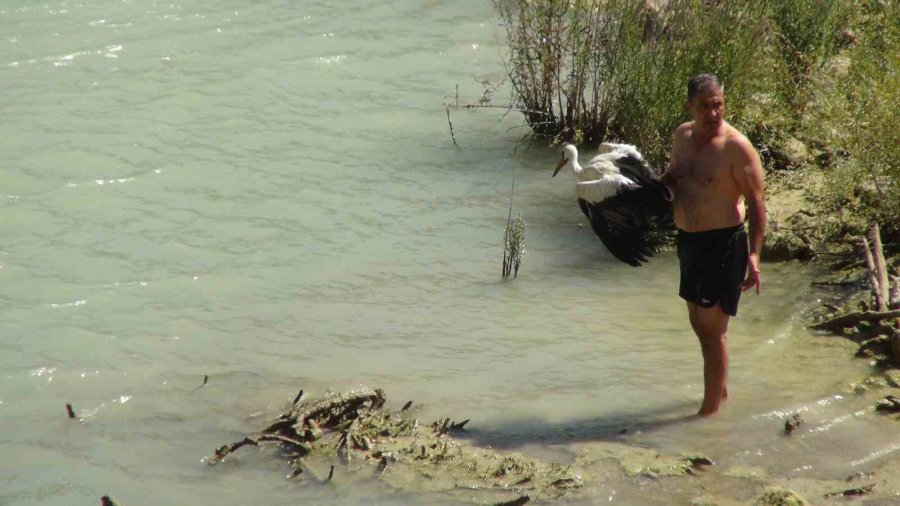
[697,405,719,417]
[697,395,723,416]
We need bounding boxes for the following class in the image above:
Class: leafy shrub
[495,0,771,168]
[803,1,899,239]
[768,0,856,115]
[496,0,899,238]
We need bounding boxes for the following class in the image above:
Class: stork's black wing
[576,177,673,267]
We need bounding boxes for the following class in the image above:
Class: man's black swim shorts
[676,224,749,317]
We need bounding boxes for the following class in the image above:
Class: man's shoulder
[672,122,693,144]
[723,124,755,154]
[675,121,693,136]
[723,125,762,174]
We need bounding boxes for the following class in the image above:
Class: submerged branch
[810,310,900,331]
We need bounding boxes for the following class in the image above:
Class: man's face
[687,87,724,131]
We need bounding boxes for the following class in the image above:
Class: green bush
[803,1,899,239]
[768,0,855,115]
[495,0,771,168]
[496,0,899,238]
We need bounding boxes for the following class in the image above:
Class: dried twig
[210,434,312,463]
[445,100,459,148]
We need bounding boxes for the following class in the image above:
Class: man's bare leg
[687,302,731,416]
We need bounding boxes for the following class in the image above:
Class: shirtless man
[661,74,766,416]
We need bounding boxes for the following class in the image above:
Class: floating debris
[493,495,530,506]
[875,395,900,413]
[824,483,877,498]
[683,456,715,468]
[784,413,803,433]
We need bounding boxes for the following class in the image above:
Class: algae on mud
[206,387,588,503]
[204,387,900,505]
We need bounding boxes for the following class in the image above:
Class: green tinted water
[1,1,896,504]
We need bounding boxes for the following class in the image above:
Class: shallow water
[1,1,897,504]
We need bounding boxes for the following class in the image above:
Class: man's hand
[742,253,761,294]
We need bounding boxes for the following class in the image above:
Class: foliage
[768,0,856,115]
[494,0,771,168]
[802,0,899,239]
[503,214,526,279]
[495,0,899,239]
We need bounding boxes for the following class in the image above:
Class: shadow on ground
[452,401,699,450]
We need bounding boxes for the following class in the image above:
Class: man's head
[685,73,724,132]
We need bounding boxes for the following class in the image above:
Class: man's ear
[683,99,691,112]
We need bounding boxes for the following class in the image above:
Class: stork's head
[553,143,578,177]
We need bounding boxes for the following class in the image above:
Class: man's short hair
[687,74,722,101]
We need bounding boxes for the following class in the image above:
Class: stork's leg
[687,302,731,416]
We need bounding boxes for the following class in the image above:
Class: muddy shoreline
[195,173,900,506]
[205,379,899,505]
[197,180,900,506]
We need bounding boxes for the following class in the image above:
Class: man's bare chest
[673,146,731,189]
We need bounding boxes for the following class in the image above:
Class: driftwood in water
[875,395,900,413]
[870,224,890,311]
[784,413,803,434]
[815,224,899,337]
[207,387,582,503]
[208,387,388,466]
[862,224,890,311]
[861,236,880,307]
[493,495,530,506]
[824,483,877,498]
[810,310,900,331]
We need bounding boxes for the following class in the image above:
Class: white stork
[553,142,673,266]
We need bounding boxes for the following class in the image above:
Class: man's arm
[732,136,766,294]
[661,123,688,195]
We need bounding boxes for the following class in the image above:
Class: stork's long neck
[570,154,582,176]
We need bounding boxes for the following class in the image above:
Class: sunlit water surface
[1,1,897,504]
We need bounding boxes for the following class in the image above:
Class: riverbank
[202,378,900,506]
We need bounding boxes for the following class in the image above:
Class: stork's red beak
[553,157,567,177]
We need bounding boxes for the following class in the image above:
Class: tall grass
[496,0,899,239]
[803,1,899,239]
[768,0,855,115]
[495,0,770,168]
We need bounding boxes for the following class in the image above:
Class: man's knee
[697,328,727,348]
[692,305,729,341]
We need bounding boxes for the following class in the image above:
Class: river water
[2,1,897,504]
